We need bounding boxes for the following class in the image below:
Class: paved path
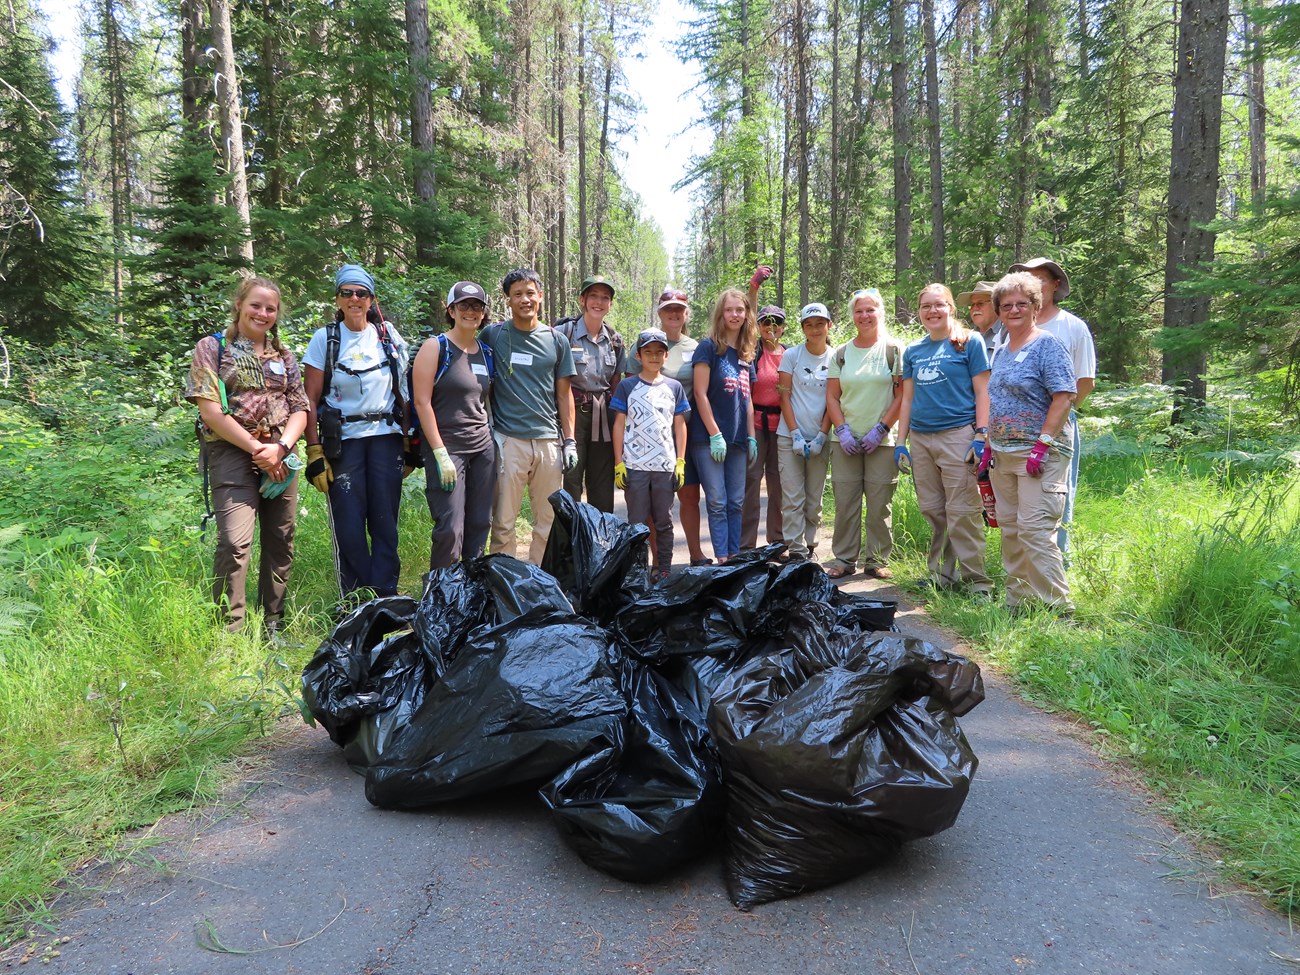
[16,501,1300,975]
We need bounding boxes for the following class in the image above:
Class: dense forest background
[2,0,1300,398]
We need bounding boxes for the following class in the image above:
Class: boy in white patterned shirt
[611,329,690,581]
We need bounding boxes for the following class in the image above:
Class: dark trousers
[625,468,676,568]
[422,440,497,569]
[327,433,403,597]
[741,423,784,548]
[563,401,615,513]
[208,440,298,631]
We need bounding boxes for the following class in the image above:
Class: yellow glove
[614,462,627,490]
[673,457,686,491]
[305,444,334,494]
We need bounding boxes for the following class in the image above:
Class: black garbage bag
[540,657,725,881]
[476,553,574,624]
[412,563,490,678]
[364,608,627,809]
[710,606,983,910]
[300,596,420,746]
[541,490,650,624]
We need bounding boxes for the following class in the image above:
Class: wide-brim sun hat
[956,281,998,307]
[1007,258,1070,300]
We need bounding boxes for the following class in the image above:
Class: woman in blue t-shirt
[894,283,992,596]
[688,288,758,561]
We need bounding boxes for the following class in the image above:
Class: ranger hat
[580,274,616,297]
[956,281,997,307]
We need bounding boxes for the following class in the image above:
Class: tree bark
[211,0,254,265]
[890,0,912,322]
[922,0,943,282]
[1161,0,1230,410]
[406,0,436,267]
[1246,5,1265,210]
[577,21,588,281]
[179,0,206,129]
[795,0,811,305]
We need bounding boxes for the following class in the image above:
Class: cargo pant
[827,441,898,571]
[911,426,990,591]
[990,448,1073,611]
[492,434,564,564]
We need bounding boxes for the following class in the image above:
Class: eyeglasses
[1000,301,1033,312]
[337,288,372,300]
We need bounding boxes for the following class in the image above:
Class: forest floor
[8,510,1299,975]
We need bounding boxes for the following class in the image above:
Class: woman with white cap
[775,302,833,562]
[410,281,497,569]
[303,263,409,602]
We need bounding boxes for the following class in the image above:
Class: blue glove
[809,432,826,456]
[894,444,912,474]
[791,430,808,458]
[835,424,861,455]
[748,436,758,462]
[259,453,302,499]
[965,438,986,465]
[709,432,728,463]
[860,422,889,454]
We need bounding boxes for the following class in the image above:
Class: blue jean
[327,433,404,597]
[690,441,748,559]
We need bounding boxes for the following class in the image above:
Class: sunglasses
[851,287,882,299]
[760,318,785,327]
[337,288,372,300]
[659,290,688,303]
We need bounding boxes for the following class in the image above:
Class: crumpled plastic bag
[542,490,650,625]
[540,658,724,881]
[476,553,574,624]
[411,563,489,679]
[364,608,626,809]
[709,605,984,910]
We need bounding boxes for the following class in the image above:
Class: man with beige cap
[1006,257,1096,561]
[957,281,1004,357]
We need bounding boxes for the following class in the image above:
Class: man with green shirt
[481,269,578,563]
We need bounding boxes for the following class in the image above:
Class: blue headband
[334,264,376,296]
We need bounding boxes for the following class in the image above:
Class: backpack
[404,333,497,459]
[321,319,405,428]
[834,337,903,374]
[196,332,230,537]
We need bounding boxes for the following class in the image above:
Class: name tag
[511,352,534,366]
[267,360,285,375]
[1015,350,1030,363]
[471,363,489,376]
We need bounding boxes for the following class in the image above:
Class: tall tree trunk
[827,0,843,299]
[593,0,614,273]
[740,0,759,260]
[211,0,254,265]
[406,0,437,268]
[795,0,811,305]
[1161,0,1229,412]
[577,21,588,281]
[555,16,567,311]
[258,0,282,211]
[99,0,131,323]
[890,0,912,321]
[922,0,943,282]
[1246,5,1265,210]
[778,66,792,308]
[180,0,206,128]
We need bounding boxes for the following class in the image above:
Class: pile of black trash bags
[301,492,984,910]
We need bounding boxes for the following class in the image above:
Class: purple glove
[835,424,861,455]
[1025,438,1050,477]
[749,265,774,289]
[859,422,889,453]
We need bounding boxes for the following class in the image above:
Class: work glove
[791,430,808,458]
[402,437,420,478]
[614,462,628,490]
[709,433,728,463]
[431,445,456,491]
[894,444,912,474]
[562,437,579,472]
[1025,438,1051,477]
[305,444,333,494]
[836,424,861,455]
[749,265,774,289]
[748,436,758,462]
[673,457,686,491]
[809,431,826,456]
[859,421,889,454]
[259,452,302,499]
[965,437,986,465]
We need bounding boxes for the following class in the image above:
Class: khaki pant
[911,426,990,590]
[777,435,830,558]
[491,435,564,563]
[989,448,1072,610]
[208,439,298,631]
[828,442,898,570]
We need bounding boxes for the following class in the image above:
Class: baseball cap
[800,302,831,323]
[635,328,670,352]
[956,281,997,307]
[1007,257,1070,300]
[657,289,689,311]
[446,281,487,305]
[580,274,616,297]
[757,304,787,324]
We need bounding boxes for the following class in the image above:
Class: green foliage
[0,0,103,343]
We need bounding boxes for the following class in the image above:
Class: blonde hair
[917,283,971,352]
[707,287,759,363]
[847,287,893,345]
[992,272,1043,313]
[226,276,286,354]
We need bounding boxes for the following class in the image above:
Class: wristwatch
[972,425,988,435]
[1037,433,1058,447]
[277,439,292,455]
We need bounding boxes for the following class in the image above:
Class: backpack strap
[835,340,901,373]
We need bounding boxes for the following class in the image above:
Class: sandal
[866,566,894,580]
[689,557,714,567]
[825,565,856,580]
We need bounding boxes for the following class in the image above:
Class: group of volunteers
[185,255,1094,637]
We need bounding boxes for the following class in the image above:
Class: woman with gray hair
[983,271,1076,613]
